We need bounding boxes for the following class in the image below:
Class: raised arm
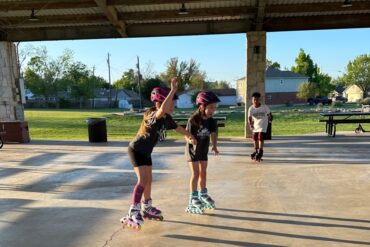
[155,77,178,119]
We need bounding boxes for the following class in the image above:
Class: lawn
[24,104,365,140]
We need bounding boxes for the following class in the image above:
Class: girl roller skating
[185,91,220,214]
[247,92,272,163]
[121,78,197,230]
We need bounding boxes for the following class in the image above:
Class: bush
[59,97,72,108]
[362,97,370,105]
[285,101,294,107]
[332,101,343,107]
[316,103,323,108]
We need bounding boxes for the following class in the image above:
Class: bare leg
[143,166,152,201]
[189,161,200,192]
[199,161,208,191]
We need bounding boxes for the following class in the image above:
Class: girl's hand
[171,77,178,91]
[212,146,220,156]
[188,134,197,145]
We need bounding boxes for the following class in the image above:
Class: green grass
[25,105,367,140]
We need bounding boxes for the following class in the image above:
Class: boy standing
[248,92,272,162]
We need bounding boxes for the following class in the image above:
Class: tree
[291,49,318,82]
[291,48,333,96]
[297,82,316,100]
[23,47,73,105]
[315,69,334,96]
[113,69,136,90]
[160,57,207,91]
[141,77,163,101]
[343,54,370,98]
[266,59,281,69]
[205,80,230,89]
[62,61,108,108]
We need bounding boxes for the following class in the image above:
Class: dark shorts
[188,153,208,162]
[186,146,208,162]
[252,132,265,141]
[128,146,152,167]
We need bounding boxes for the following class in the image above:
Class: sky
[21,28,370,88]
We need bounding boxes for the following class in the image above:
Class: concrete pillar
[245,31,266,138]
[0,42,24,121]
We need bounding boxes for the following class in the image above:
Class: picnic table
[159,116,226,141]
[319,111,370,137]
[172,116,227,128]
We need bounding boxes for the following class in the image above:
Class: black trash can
[87,118,107,142]
[264,122,272,140]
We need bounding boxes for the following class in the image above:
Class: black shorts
[128,146,152,167]
[252,132,265,141]
[186,146,208,162]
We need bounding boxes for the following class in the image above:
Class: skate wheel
[135,225,141,231]
[159,215,164,221]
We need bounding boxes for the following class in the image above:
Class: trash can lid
[86,117,107,123]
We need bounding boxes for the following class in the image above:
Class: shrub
[285,101,294,107]
[362,97,370,105]
[332,101,343,107]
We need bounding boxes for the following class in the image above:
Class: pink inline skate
[120,203,143,231]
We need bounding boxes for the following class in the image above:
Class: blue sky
[22,28,370,87]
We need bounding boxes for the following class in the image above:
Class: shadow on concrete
[0,168,27,179]
[165,220,370,246]
[207,213,370,231]
[216,208,370,224]
[0,198,34,214]
[0,206,113,247]
[16,140,130,147]
[21,153,67,166]
[163,234,285,247]
[60,171,138,200]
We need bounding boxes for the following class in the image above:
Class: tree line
[23,47,231,108]
[23,46,369,108]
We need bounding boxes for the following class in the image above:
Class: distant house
[330,86,345,98]
[176,88,237,109]
[342,85,370,103]
[209,89,237,106]
[177,89,196,109]
[236,67,309,105]
[92,89,141,108]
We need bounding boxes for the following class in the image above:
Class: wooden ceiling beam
[94,0,127,37]
[255,0,266,31]
[0,0,96,11]
[0,14,108,28]
[264,14,370,31]
[266,1,370,13]
[107,0,215,6]
[119,6,255,21]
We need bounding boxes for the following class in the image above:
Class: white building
[236,67,309,105]
[176,89,237,108]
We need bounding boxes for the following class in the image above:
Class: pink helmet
[196,91,220,106]
[150,87,178,102]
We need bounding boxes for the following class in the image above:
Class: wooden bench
[159,116,226,141]
[173,116,227,128]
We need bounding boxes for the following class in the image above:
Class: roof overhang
[1,0,369,42]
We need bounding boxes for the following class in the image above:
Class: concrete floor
[0,133,370,247]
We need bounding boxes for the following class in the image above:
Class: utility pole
[107,53,112,108]
[136,56,143,110]
[92,65,95,109]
